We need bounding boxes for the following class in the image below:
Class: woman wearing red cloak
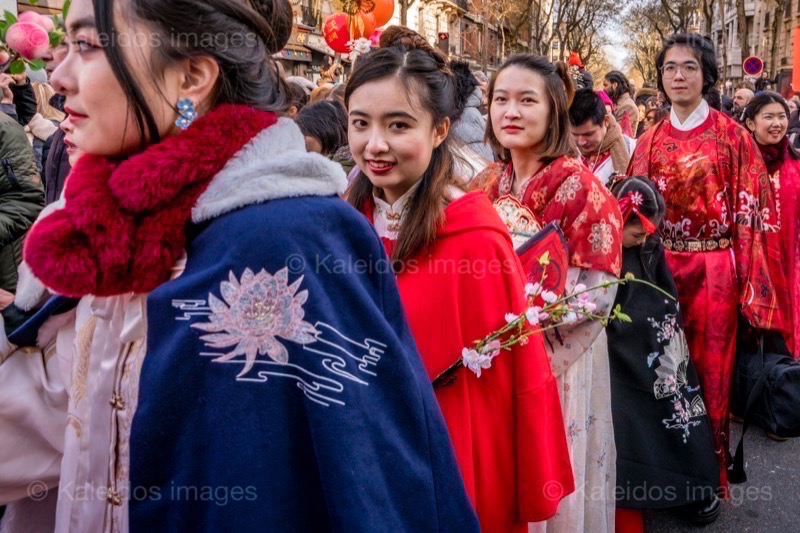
[345,36,573,532]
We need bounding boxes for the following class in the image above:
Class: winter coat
[42,128,70,206]
[614,92,640,138]
[9,80,37,127]
[451,87,494,161]
[0,111,44,293]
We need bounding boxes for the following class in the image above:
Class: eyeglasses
[660,63,700,79]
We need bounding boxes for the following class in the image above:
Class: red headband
[618,191,657,234]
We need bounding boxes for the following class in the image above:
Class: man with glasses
[628,33,786,523]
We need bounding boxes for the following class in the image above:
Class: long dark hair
[345,45,459,267]
[94,0,292,149]
[485,54,575,162]
[604,71,631,103]
[742,91,800,159]
[742,91,789,124]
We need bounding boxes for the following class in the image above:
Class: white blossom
[541,290,558,304]
[524,282,542,297]
[462,347,493,378]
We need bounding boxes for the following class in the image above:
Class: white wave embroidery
[182,267,385,407]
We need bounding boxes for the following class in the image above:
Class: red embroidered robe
[627,109,786,489]
[765,147,800,357]
[361,191,574,532]
[474,155,623,277]
[474,156,623,531]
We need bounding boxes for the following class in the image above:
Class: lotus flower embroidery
[192,268,319,376]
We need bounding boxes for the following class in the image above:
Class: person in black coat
[607,176,720,527]
[40,93,70,205]
[7,74,37,126]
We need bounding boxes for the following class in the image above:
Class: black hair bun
[449,60,477,122]
[250,0,293,54]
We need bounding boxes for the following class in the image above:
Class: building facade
[705,0,800,95]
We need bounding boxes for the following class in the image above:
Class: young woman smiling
[744,92,800,358]
[0,0,479,530]
[346,44,573,532]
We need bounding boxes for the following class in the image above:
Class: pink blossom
[525,306,550,326]
[481,340,502,358]
[571,300,597,314]
[541,290,558,304]
[561,311,579,324]
[526,306,542,325]
[504,312,518,323]
[18,11,54,32]
[524,282,542,297]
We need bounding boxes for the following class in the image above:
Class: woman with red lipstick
[743,92,800,358]
[474,54,623,532]
[346,43,573,532]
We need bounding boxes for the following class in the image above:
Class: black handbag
[729,332,800,483]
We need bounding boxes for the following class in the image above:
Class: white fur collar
[14,118,347,311]
[191,117,347,223]
[15,118,347,310]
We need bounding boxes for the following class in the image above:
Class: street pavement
[644,420,800,532]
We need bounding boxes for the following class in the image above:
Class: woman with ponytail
[346,39,573,532]
[0,1,479,530]
[474,54,623,532]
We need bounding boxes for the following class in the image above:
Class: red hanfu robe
[474,155,623,277]
[361,191,574,532]
[761,141,800,357]
[475,156,623,532]
[627,109,786,488]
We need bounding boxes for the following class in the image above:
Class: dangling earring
[175,98,198,130]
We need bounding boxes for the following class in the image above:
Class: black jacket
[9,80,37,126]
[0,111,44,293]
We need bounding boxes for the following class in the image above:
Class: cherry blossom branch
[432,253,673,387]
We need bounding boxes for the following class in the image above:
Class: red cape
[362,191,574,531]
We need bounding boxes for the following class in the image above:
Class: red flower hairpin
[618,191,657,234]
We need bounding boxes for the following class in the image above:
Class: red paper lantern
[365,0,394,27]
[323,13,352,54]
[351,11,377,40]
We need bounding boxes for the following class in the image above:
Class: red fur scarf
[24,104,278,297]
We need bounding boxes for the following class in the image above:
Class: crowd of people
[0,1,797,532]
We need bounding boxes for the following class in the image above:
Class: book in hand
[516,221,569,301]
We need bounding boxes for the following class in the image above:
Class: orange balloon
[364,0,394,28]
[351,12,377,39]
[323,12,351,54]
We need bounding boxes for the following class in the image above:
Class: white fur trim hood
[15,117,347,310]
[192,117,348,222]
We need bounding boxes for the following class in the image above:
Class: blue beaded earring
[175,98,198,130]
